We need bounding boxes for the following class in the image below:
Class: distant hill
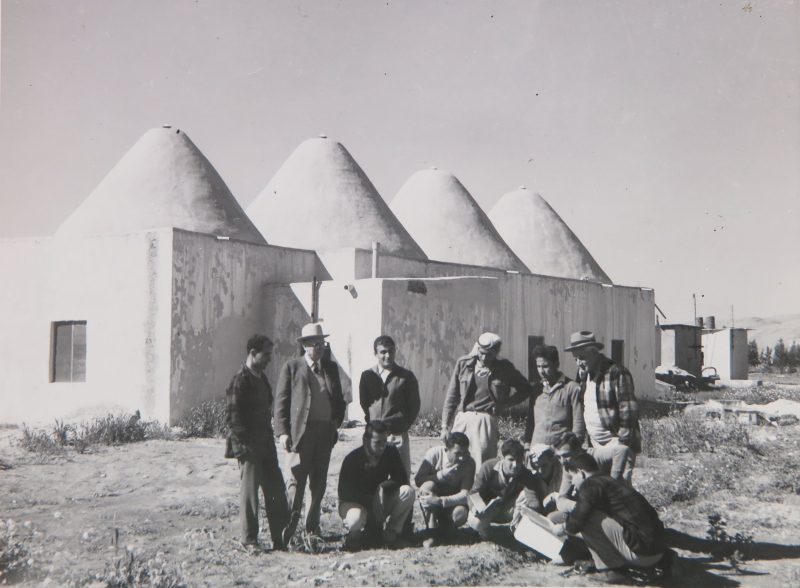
[737,314,800,349]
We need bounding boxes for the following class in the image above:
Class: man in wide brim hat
[565,330,640,483]
[275,323,346,541]
[563,331,605,352]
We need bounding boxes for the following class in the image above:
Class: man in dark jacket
[225,334,290,552]
[275,323,347,540]
[441,333,532,469]
[553,453,669,584]
[467,439,547,540]
[359,335,421,477]
[338,420,415,551]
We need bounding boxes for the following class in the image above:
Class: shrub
[0,521,32,583]
[176,399,227,438]
[641,415,749,458]
[19,425,67,461]
[497,414,526,442]
[82,551,184,588]
[409,412,442,437]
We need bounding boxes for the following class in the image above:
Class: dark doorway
[611,339,625,366]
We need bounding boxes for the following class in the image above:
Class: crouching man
[467,439,547,541]
[338,420,415,551]
[553,454,671,584]
[414,432,476,545]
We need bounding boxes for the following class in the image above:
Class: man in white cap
[274,323,347,541]
[565,331,640,482]
[441,332,532,469]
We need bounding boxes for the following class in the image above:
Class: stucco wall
[660,325,703,377]
[702,328,749,380]
[169,230,326,423]
[0,231,173,424]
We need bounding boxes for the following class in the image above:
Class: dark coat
[442,354,532,428]
[359,364,421,435]
[225,364,277,460]
[274,357,346,450]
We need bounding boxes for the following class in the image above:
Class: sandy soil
[2,425,800,587]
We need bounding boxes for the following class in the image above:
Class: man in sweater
[553,453,670,584]
[338,420,416,552]
[359,335,421,477]
[467,439,547,540]
[414,432,476,545]
[441,333,532,469]
[524,345,585,451]
[225,334,291,552]
[275,323,347,540]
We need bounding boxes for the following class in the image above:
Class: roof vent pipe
[372,242,380,278]
[695,317,704,329]
[705,316,716,330]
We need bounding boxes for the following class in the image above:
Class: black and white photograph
[1,1,798,586]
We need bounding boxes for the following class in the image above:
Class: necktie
[312,363,320,375]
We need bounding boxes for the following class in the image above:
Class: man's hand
[543,492,558,509]
[438,461,461,481]
[552,523,568,538]
[372,487,386,522]
[439,426,450,442]
[280,435,291,452]
[419,492,443,508]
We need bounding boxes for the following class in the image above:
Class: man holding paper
[467,439,547,540]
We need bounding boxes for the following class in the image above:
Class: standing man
[414,432,476,546]
[523,345,585,451]
[565,331,640,482]
[553,454,671,584]
[225,334,291,552]
[275,323,347,540]
[441,333,532,469]
[338,420,415,551]
[359,335,421,477]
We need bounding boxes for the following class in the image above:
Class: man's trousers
[339,485,415,539]
[452,411,499,470]
[285,420,335,534]
[238,452,290,547]
[579,511,663,570]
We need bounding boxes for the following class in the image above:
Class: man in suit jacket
[275,323,347,540]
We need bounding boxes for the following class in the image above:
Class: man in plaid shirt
[565,331,640,482]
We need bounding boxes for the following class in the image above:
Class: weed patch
[409,412,442,437]
[0,520,33,583]
[641,415,750,458]
[176,399,227,438]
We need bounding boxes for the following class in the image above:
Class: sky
[1,0,798,324]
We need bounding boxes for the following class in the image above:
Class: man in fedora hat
[275,323,347,541]
[441,333,532,469]
[565,331,640,482]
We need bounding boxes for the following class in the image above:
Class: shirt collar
[304,354,318,371]
[378,365,393,381]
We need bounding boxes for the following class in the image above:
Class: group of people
[225,323,671,584]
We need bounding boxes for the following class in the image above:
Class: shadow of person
[666,528,800,561]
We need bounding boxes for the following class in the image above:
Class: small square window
[51,321,87,382]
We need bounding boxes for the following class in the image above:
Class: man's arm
[439,457,477,507]
[612,367,639,447]
[523,382,542,447]
[328,364,347,429]
[226,374,250,456]
[414,457,438,487]
[358,370,374,424]
[569,382,586,444]
[503,364,534,408]
[338,453,373,507]
[441,360,463,433]
[273,362,293,438]
[564,480,602,535]
[405,372,421,431]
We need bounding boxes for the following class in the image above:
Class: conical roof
[246,137,427,260]
[489,187,612,283]
[390,169,529,271]
[56,127,266,244]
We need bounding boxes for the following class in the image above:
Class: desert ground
[3,378,800,587]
